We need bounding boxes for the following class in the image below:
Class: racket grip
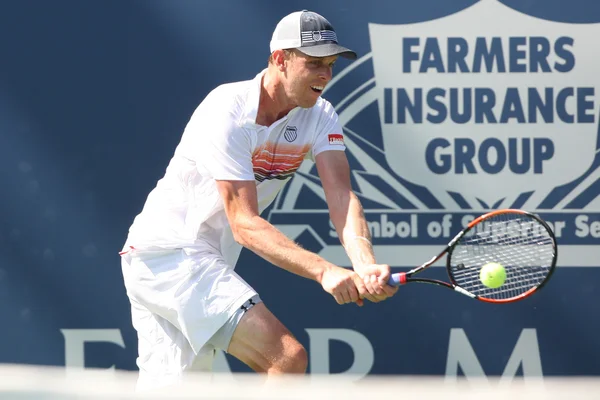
[388,272,406,286]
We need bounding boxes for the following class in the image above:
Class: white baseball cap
[270,10,357,60]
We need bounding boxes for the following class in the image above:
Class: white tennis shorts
[120,247,258,391]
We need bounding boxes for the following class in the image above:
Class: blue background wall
[0,0,599,377]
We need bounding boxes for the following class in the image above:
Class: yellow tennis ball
[479,262,506,288]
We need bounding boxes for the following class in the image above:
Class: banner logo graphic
[269,0,600,267]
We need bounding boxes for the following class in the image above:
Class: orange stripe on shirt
[252,142,310,181]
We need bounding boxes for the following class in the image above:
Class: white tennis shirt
[123,70,346,267]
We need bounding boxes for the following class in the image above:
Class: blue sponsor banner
[0,0,599,379]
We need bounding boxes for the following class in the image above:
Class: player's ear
[271,49,288,70]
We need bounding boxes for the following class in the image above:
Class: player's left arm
[315,150,398,302]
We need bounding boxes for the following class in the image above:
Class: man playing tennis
[120,10,398,390]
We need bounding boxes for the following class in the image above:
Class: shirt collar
[240,69,300,129]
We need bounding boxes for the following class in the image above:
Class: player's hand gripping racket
[388,209,557,303]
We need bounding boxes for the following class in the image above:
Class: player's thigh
[226,302,307,373]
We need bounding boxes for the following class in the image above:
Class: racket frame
[392,209,558,303]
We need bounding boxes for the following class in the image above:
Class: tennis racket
[388,209,557,303]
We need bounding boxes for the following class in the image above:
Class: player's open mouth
[311,85,324,93]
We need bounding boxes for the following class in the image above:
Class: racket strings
[449,213,555,300]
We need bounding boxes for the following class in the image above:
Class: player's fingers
[382,284,399,297]
[370,282,392,301]
[355,275,379,303]
[363,274,382,296]
[352,273,365,290]
[377,267,392,286]
[332,291,344,305]
[362,290,381,303]
[371,274,384,295]
[371,284,396,301]
[378,279,392,297]
[362,275,376,296]
[365,294,380,303]
[348,286,359,303]
[369,292,387,302]
[354,277,369,299]
[340,288,352,304]
[356,298,364,307]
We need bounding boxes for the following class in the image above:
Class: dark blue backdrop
[0,0,598,376]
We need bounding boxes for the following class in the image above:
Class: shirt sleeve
[188,101,255,181]
[308,100,346,162]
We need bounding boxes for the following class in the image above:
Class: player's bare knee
[288,342,308,373]
[271,339,307,374]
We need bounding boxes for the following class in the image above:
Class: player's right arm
[215,179,367,306]
[187,87,365,304]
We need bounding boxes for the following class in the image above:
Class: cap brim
[296,43,357,60]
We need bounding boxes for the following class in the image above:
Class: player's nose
[318,66,332,82]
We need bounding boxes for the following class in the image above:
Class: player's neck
[256,69,295,127]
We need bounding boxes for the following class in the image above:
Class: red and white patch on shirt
[328,134,344,145]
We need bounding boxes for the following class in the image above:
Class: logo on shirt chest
[284,126,298,142]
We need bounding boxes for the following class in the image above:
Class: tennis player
[120,10,398,390]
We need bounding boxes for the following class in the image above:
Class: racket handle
[388,272,406,286]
